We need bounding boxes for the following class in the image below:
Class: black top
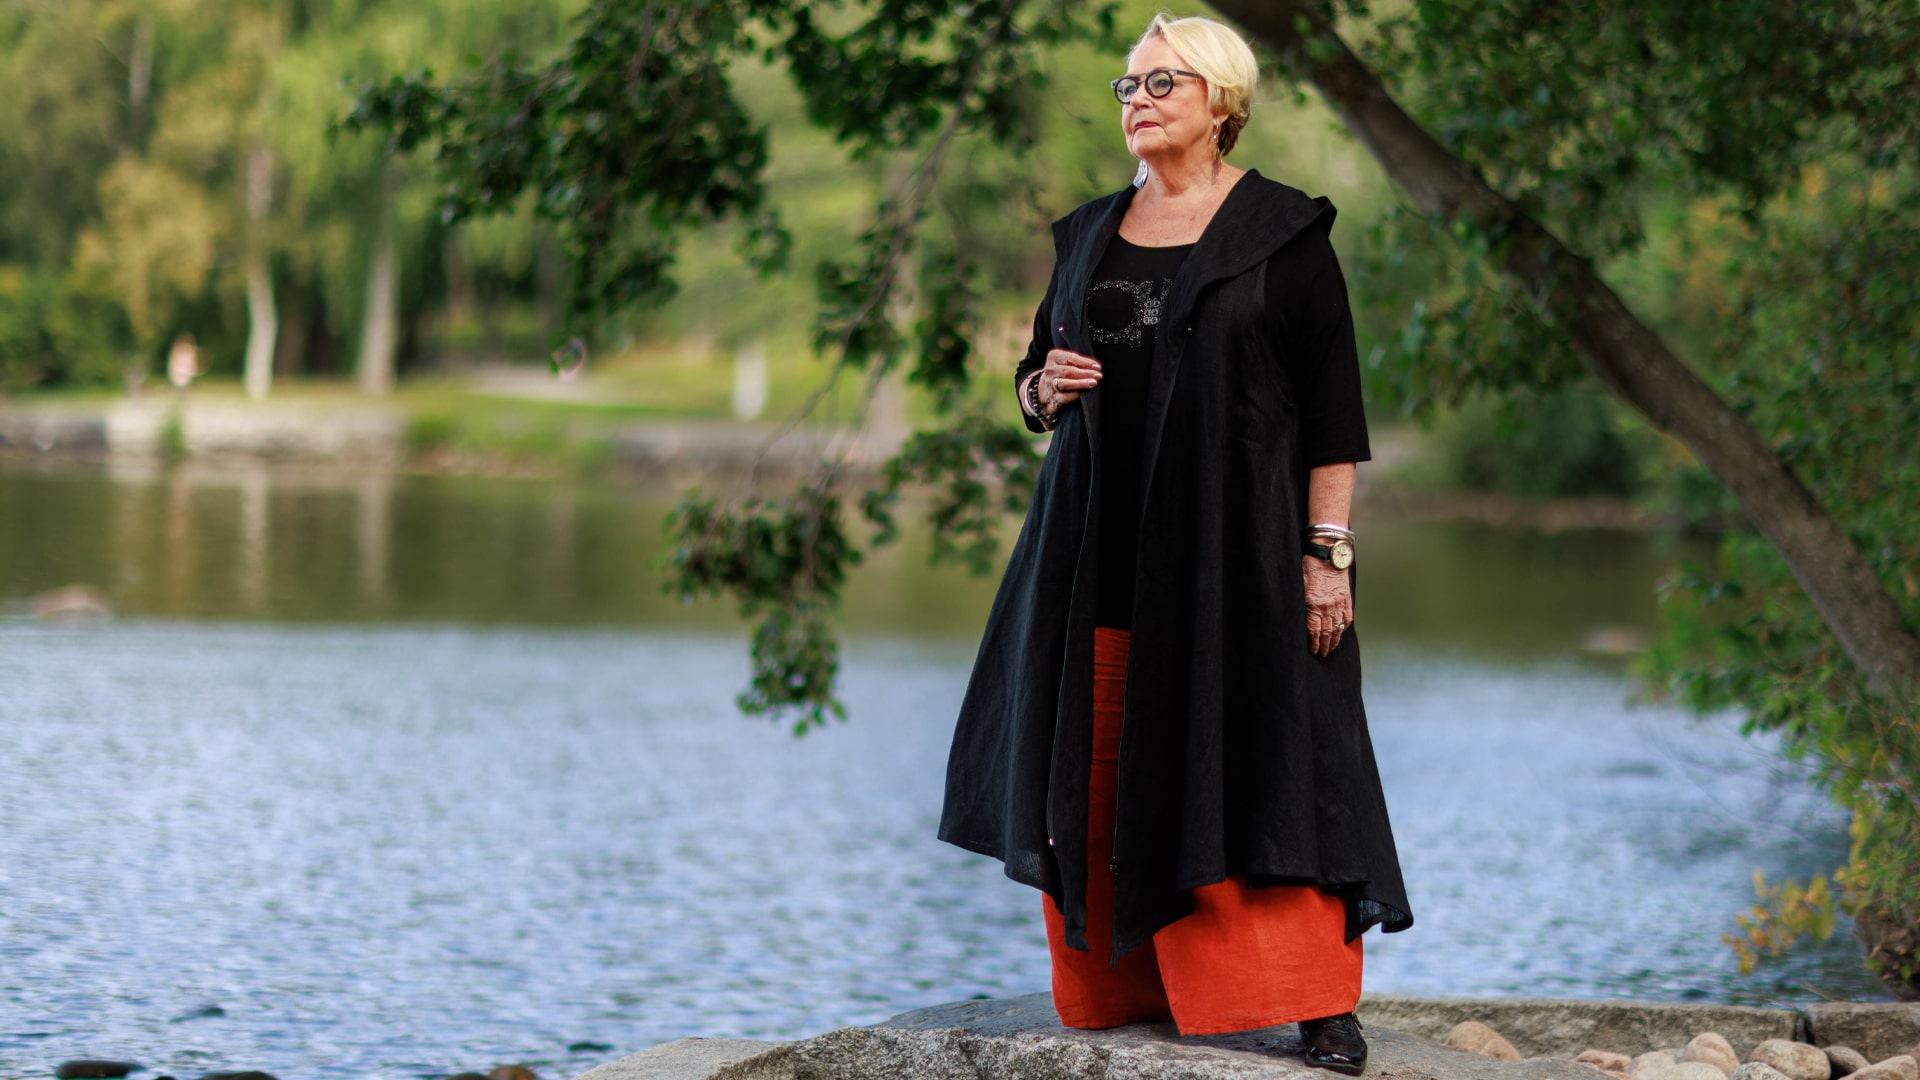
[1033,229,1374,629]
[1086,234,1192,628]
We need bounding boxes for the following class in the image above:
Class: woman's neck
[1139,151,1241,201]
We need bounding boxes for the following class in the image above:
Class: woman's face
[1120,36,1215,164]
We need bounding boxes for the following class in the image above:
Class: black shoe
[1298,1012,1367,1075]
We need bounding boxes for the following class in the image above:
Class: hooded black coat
[937,170,1414,963]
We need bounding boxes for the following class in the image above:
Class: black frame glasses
[1110,68,1203,103]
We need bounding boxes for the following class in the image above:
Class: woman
[937,13,1413,1074]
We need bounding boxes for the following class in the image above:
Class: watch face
[1330,539,1354,569]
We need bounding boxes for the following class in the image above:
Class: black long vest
[938,170,1414,962]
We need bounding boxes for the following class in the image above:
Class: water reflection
[0,460,1689,660]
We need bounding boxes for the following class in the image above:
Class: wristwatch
[1306,537,1355,569]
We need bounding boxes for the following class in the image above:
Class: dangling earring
[1133,160,1149,188]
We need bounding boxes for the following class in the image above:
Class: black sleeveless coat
[937,171,1414,963]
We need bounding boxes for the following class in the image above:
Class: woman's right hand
[1038,348,1102,414]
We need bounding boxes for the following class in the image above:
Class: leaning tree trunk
[1211,0,1920,701]
[242,144,277,402]
[357,162,400,396]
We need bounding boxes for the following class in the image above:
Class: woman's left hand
[1302,556,1353,657]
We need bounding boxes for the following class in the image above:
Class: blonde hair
[1132,13,1258,156]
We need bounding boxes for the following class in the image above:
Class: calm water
[0,460,1888,1080]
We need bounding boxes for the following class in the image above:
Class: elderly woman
[937,13,1413,1073]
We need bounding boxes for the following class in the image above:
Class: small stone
[1732,1065,1794,1080]
[566,1042,613,1054]
[1685,1034,1742,1077]
[1751,1040,1833,1080]
[1634,1051,1680,1080]
[1848,1057,1919,1080]
[1579,1050,1634,1075]
[489,1068,536,1080]
[56,1063,142,1080]
[1827,1048,1871,1078]
[1445,1020,1522,1061]
[446,1074,488,1080]
[1667,1063,1738,1080]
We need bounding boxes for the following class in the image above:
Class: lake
[0,459,1886,1080]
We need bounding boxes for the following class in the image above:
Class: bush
[1434,387,1648,499]
[0,265,132,391]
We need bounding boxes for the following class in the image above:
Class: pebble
[490,1068,537,1080]
[1579,1050,1634,1075]
[1848,1057,1919,1080]
[1445,1020,1522,1061]
[1633,1051,1679,1080]
[1826,1050,1871,1079]
[55,1063,141,1080]
[1683,1034,1740,1077]
[1732,1065,1793,1080]
[1751,1040,1833,1080]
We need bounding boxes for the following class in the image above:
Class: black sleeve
[1013,267,1061,435]
[1268,217,1371,467]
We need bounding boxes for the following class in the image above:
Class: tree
[353,0,1920,990]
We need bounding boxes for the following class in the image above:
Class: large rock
[1683,1034,1741,1077]
[1731,1065,1793,1080]
[1805,1007,1920,1065]
[1632,1051,1679,1080]
[1358,994,1799,1058]
[579,994,1614,1080]
[1827,1048,1872,1078]
[55,1063,142,1080]
[1848,1057,1919,1080]
[1669,1064,1741,1080]
[1750,1040,1832,1080]
[1449,1021,1525,1061]
[577,1039,785,1080]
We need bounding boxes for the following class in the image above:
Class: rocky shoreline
[579,995,1920,1080]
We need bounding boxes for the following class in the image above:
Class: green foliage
[348,0,1122,727]
[1726,871,1837,976]
[665,486,862,732]
[865,408,1042,573]
[1430,389,1646,500]
[1641,165,1920,991]
[0,266,132,391]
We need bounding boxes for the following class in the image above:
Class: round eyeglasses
[1111,68,1203,103]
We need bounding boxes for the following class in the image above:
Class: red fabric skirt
[1043,626,1364,1036]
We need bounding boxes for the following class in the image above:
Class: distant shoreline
[0,396,1674,532]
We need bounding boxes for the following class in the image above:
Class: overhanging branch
[1210,0,1920,697]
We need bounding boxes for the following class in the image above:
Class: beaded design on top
[1089,277,1174,348]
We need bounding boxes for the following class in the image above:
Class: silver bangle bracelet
[1306,522,1355,543]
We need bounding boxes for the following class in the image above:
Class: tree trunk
[125,13,154,150]
[357,164,399,396]
[273,285,307,377]
[242,144,276,401]
[1212,0,1920,699]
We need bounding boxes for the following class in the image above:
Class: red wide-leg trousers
[1043,627,1364,1036]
